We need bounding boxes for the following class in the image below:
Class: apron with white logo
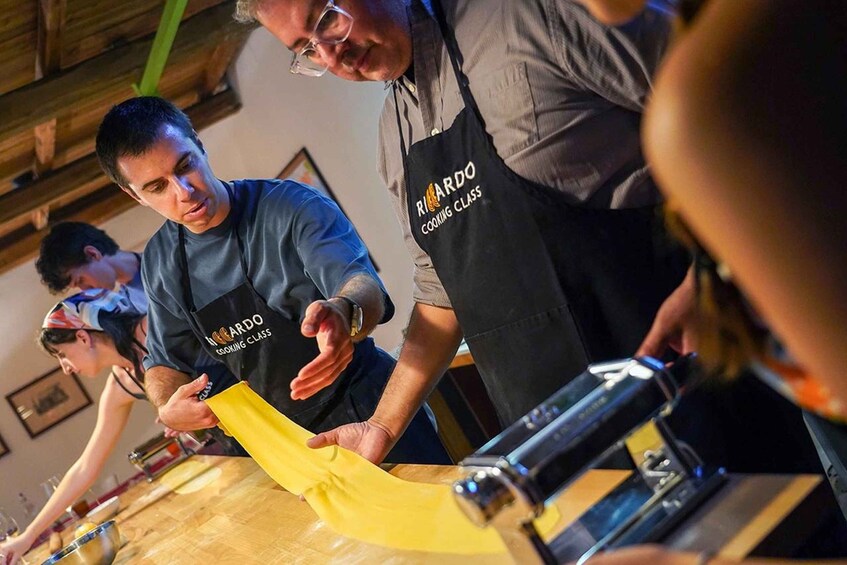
[398,0,689,425]
[177,186,357,430]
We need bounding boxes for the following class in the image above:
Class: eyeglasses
[289,0,354,77]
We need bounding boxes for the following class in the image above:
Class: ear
[120,185,147,206]
[83,245,103,262]
[76,329,91,346]
[193,132,206,155]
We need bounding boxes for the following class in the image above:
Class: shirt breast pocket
[473,61,539,157]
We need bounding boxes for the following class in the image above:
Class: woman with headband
[1,289,154,565]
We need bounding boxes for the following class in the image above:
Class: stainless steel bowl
[41,520,120,565]
[84,496,120,525]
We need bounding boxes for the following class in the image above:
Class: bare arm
[575,0,649,25]
[308,302,463,463]
[144,365,191,407]
[3,376,134,559]
[644,0,847,403]
[292,273,387,399]
[145,365,219,431]
[371,303,463,439]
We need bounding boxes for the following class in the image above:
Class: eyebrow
[290,0,324,52]
[140,152,190,191]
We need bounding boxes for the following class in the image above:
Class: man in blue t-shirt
[93,96,448,464]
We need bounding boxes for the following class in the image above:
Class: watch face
[350,303,364,337]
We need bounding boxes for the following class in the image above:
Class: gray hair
[234,0,263,23]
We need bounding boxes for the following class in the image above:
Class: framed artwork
[0,434,8,458]
[6,368,93,438]
[279,147,379,271]
[279,147,339,202]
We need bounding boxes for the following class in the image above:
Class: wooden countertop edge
[449,351,474,369]
[719,475,822,559]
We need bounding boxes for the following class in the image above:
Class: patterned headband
[43,289,135,331]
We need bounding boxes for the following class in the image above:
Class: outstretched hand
[291,300,354,400]
[306,419,396,465]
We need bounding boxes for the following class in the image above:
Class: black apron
[397,1,689,425]
[177,186,349,431]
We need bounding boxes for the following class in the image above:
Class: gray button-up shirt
[377,0,675,307]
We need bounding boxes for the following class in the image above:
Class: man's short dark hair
[95,96,201,187]
[36,222,119,293]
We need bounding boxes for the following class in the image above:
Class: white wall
[0,27,415,529]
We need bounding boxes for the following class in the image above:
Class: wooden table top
[26,455,825,564]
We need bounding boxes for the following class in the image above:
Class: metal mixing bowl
[84,496,120,525]
[41,520,120,565]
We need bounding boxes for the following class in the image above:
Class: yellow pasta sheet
[206,382,558,554]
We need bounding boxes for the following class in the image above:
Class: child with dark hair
[35,222,145,311]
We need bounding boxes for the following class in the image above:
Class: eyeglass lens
[292,2,353,76]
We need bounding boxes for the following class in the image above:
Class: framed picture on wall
[6,368,93,438]
[278,147,379,271]
[0,433,8,458]
[279,147,339,202]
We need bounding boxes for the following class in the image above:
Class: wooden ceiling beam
[33,0,67,203]
[201,35,246,97]
[33,119,57,176]
[0,87,242,274]
[62,0,225,69]
[0,87,241,229]
[36,0,66,77]
[0,0,245,142]
[0,186,138,274]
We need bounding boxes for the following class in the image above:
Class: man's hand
[636,269,698,358]
[157,374,219,431]
[156,417,182,439]
[306,419,396,464]
[291,299,354,400]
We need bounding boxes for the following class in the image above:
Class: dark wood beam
[0,87,242,275]
[33,119,57,176]
[201,35,247,96]
[36,0,67,76]
[0,0,248,141]
[31,207,50,230]
[61,0,225,69]
[32,0,66,230]
[0,87,241,229]
[0,187,138,274]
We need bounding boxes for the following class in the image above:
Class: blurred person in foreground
[571,0,847,562]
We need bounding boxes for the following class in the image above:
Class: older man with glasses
[233,0,701,464]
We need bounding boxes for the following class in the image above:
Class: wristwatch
[334,296,363,338]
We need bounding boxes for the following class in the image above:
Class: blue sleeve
[288,189,394,323]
